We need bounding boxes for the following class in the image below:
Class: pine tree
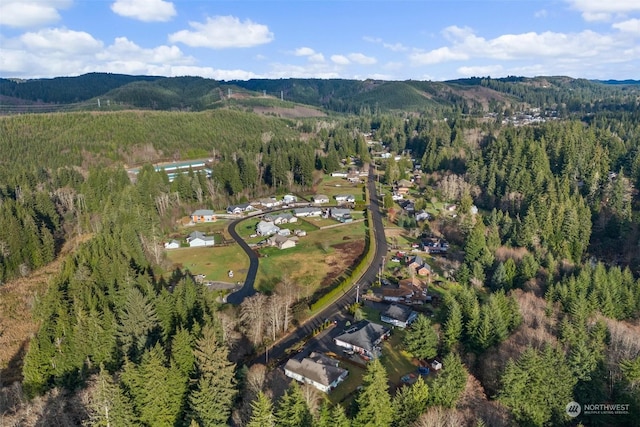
[354,359,393,427]
[248,391,276,427]
[276,381,313,427]
[428,353,467,409]
[392,376,429,427]
[403,314,439,360]
[442,299,463,352]
[189,325,237,426]
[85,365,137,427]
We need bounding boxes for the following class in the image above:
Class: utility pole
[356,283,360,304]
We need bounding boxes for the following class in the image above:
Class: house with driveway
[380,303,418,328]
[294,207,323,217]
[313,194,330,204]
[226,203,255,215]
[334,320,390,360]
[187,231,215,247]
[284,352,348,393]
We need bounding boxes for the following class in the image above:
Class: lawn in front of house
[165,245,249,283]
[329,361,366,406]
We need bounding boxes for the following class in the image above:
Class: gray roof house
[334,320,390,360]
[380,304,418,328]
[284,352,348,393]
[256,220,280,236]
[187,231,215,247]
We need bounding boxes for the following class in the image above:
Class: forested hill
[1,73,639,115]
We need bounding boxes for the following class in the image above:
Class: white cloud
[111,0,176,22]
[534,9,548,18]
[20,28,103,55]
[331,54,350,65]
[97,37,190,64]
[565,0,640,21]
[293,47,325,63]
[0,0,71,28]
[364,36,409,52]
[169,16,274,49]
[347,53,377,65]
[410,47,469,65]
[457,64,504,77]
[613,18,640,34]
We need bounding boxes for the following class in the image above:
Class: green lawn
[381,331,418,386]
[165,245,249,283]
[329,362,366,405]
[307,176,366,201]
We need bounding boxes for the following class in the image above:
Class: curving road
[225,219,259,305]
[249,164,388,365]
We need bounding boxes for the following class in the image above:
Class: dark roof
[381,303,415,323]
[284,356,347,387]
[334,320,389,353]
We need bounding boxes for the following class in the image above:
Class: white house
[226,203,255,215]
[294,207,323,217]
[256,221,280,236]
[313,195,330,204]
[187,231,215,247]
[380,304,418,329]
[284,353,348,393]
[415,210,431,221]
[264,212,297,225]
[259,198,281,209]
[267,234,297,250]
[330,208,352,222]
[335,194,355,203]
[283,194,297,204]
[164,240,180,249]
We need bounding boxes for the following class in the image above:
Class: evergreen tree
[189,325,237,426]
[85,365,137,427]
[442,299,463,352]
[276,381,313,427]
[392,376,429,427]
[498,346,576,427]
[428,352,467,408]
[403,314,439,360]
[354,359,393,427]
[248,391,276,427]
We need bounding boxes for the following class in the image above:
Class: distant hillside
[1,73,638,116]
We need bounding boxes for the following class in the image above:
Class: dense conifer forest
[0,75,639,426]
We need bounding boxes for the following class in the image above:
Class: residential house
[259,198,281,209]
[331,171,349,178]
[226,203,255,215]
[267,234,297,250]
[334,320,390,360]
[190,209,216,223]
[187,231,215,247]
[284,353,349,393]
[381,281,415,302]
[313,195,330,204]
[330,208,353,223]
[380,304,418,328]
[392,192,404,201]
[283,194,297,204]
[417,263,432,277]
[422,238,449,254]
[335,194,356,204]
[406,255,424,270]
[277,228,292,237]
[415,210,431,222]
[256,221,280,236]
[164,239,180,249]
[294,207,323,217]
[264,212,297,225]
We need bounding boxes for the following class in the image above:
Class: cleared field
[309,176,366,201]
[255,220,367,294]
[165,245,249,283]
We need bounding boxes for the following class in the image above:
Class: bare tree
[240,294,267,346]
[415,406,465,427]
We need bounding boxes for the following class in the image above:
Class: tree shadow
[1,339,28,387]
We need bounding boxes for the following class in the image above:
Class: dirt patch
[321,240,366,286]
[0,234,92,385]
[251,105,327,118]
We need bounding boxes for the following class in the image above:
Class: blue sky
[1,0,639,81]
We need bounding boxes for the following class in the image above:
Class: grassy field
[165,245,249,283]
[309,176,366,201]
[254,220,367,293]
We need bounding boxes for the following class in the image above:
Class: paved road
[253,164,388,365]
[225,219,259,305]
